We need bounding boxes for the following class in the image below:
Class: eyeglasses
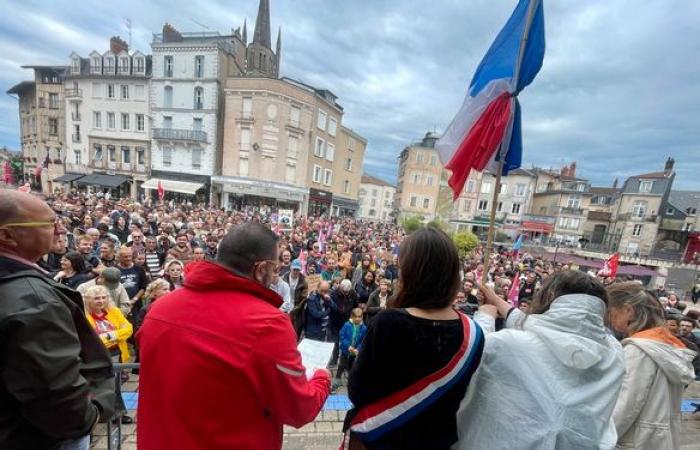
[0,217,60,230]
[255,259,280,273]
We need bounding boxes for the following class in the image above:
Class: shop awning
[142,178,204,195]
[75,173,129,188]
[53,173,84,183]
[521,220,555,233]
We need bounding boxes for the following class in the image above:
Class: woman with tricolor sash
[341,226,485,450]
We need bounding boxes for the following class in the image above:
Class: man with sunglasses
[0,190,115,450]
[137,222,331,450]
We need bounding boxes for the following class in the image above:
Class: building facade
[7,66,67,193]
[395,132,443,221]
[358,175,395,222]
[62,37,152,198]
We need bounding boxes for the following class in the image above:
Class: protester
[168,232,194,264]
[366,278,391,321]
[40,232,68,273]
[98,240,118,267]
[137,223,331,450]
[333,307,367,392]
[270,269,293,314]
[305,281,337,341]
[0,190,114,449]
[144,235,165,278]
[345,227,484,450]
[77,267,131,316]
[330,279,359,366]
[54,251,92,289]
[116,246,148,304]
[284,258,308,337]
[607,282,696,450]
[454,271,624,449]
[354,270,377,306]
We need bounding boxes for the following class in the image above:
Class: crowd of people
[1,188,700,450]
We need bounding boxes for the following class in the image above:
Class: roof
[6,80,35,95]
[280,77,342,111]
[509,168,536,177]
[590,187,620,195]
[362,174,394,188]
[668,190,700,212]
[632,171,670,179]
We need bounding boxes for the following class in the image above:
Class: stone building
[395,132,443,221]
[358,175,395,222]
[7,66,67,193]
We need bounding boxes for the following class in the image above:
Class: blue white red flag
[436,0,545,199]
[511,234,524,258]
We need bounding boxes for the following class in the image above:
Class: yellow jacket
[86,306,133,362]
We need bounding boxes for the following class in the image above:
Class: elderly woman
[454,271,625,449]
[607,282,696,450]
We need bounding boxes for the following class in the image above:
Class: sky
[1,0,699,189]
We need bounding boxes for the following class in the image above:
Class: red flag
[598,253,620,278]
[157,180,165,201]
[508,272,520,307]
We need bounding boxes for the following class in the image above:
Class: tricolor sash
[341,313,483,448]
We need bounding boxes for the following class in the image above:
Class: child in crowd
[333,307,367,392]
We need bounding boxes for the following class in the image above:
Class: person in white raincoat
[455,271,625,450]
[607,282,696,450]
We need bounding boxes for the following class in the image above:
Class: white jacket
[613,334,696,450]
[454,294,625,450]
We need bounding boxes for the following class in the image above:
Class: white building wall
[358,182,396,222]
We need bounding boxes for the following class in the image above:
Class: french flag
[436,0,545,200]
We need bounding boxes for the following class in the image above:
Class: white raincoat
[454,294,625,450]
[613,334,696,450]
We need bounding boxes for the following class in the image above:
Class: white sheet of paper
[297,338,334,379]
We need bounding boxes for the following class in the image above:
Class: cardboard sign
[278,209,293,228]
[306,274,322,292]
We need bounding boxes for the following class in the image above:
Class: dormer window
[134,57,144,73]
[91,57,101,74]
[104,57,115,73]
[119,57,129,73]
[71,58,80,74]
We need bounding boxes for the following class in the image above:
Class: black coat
[0,256,115,449]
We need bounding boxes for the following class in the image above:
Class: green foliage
[453,231,479,258]
[402,216,424,233]
[426,218,449,232]
[495,231,510,242]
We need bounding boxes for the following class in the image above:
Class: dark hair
[63,251,87,273]
[391,226,460,310]
[97,223,109,232]
[176,232,188,239]
[529,271,608,314]
[217,223,279,274]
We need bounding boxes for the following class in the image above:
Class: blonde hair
[143,279,170,306]
[607,282,665,335]
[83,285,112,310]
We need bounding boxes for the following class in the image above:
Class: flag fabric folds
[511,234,524,258]
[436,0,545,200]
[598,253,620,278]
[157,180,165,201]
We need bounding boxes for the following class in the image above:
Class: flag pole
[480,0,540,286]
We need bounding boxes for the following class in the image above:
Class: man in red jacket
[137,223,331,450]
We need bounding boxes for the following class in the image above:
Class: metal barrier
[106,363,140,450]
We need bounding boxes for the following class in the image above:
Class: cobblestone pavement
[89,374,700,450]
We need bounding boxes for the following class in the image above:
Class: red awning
[521,221,554,233]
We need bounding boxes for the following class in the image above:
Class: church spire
[276,27,281,55]
[242,18,248,45]
[252,0,271,49]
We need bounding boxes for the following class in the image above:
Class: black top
[346,308,481,450]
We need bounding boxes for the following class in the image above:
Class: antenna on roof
[124,17,132,49]
[190,19,211,31]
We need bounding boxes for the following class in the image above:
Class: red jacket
[137,260,331,450]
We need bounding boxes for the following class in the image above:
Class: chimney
[560,165,569,177]
[664,157,675,176]
[110,36,129,54]
[569,162,577,177]
[162,23,183,43]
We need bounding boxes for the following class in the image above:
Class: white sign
[297,338,334,379]
[278,209,293,228]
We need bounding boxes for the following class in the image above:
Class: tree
[495,231,510,242]
[426,217,449,233]
[402,216,424,234]
[453,231,479,259]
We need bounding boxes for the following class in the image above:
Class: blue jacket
[339,320,367,356]
[305,292,337,341]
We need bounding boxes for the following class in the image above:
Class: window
[107,84,115,99]
[325,143,335,162]
[372,189,378,197]
[313,165,322,183]
[285,163,296,184]
[385,191,391,198]
[423,198,430,209]
[290,106,301,127]
[639,180,653,193]
[107,112,115,129]
[242,97,252,118]
[497,201,503,212]
[194,56,204,78]
[162,147,172,167]
[430,155,437,167]
[74,150,81,165]
[576,183,586,192]
[287,136,298,159]
[632,224,643,237]
[410,196,417,207]
[48,118,58,135]
[466,180,475,193]
[134,57,144,73]
[317,109,327,130]
[512,203,521,214]
[136,147,145,165]
[348,137,356,152]
[515,183,527,196]
[345,158,352,171]
[121,113,129,130]
[93,144,103,161]
[136,114,145,131]
[478,200,489,211]
[343,180,351,194]
[49,93,59,109]
[194,87,204,110]
[71,58,80,74]
[567,195,581,208]
[92,82,103,98]
[323,169,333,186]
[370,199,377,207]
[416,153,424,164]
[537,183,547,193]
[91,57,101,73]
[191,147,202,169]
[93,111,102,128]
[163,116,172,129]
[412,172,422,184]
[240,128,251,151]
[666,207,675,215]
[632,200,647,218]
[239,158,249,176]
[121,85,129,100]
[500,184,508,194]
[119,57,129,73]
[314,137,325,158]
[426,175,434,186]
[481,182,492,194]
[164,56,173,77]
[462,200,472,212]
[121,146,130,164]
[162,86,173,108]
[193,118,203,132]
[108,145,116,163]
[328,117,337,136]
[105,57,114,73]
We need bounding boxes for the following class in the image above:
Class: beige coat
[613,335,696,450]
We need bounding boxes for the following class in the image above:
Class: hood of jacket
[523,294,620,370]
[623,328,696,385]
[183,260,282,308]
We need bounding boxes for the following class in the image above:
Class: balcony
[152,128,207,142]
[65,163,89,174]
[71,112,81,121]
[236,114,255,125]
[72,134,81,143]
[560,206,584,216]
[65,88,82,100]
[617,213,658,222]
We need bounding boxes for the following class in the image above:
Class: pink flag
[508,272,520,307]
